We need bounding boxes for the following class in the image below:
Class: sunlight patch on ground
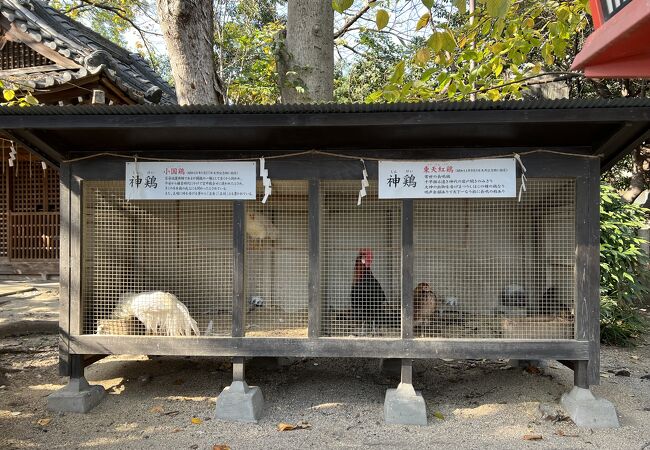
[94,377,125,394]
[28,383,65,391]
[114,422,139,432]
[309,402,345,410]
[79,435,141,447]
[0,410,35,418]
[452,403,507,418]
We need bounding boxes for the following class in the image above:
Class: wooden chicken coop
[2,99,649,426]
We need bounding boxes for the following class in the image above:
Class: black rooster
[350,248,397,333]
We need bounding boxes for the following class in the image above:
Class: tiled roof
[0,0,176,104]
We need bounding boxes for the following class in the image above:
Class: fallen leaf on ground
[277,421,311,431]
[191,417,202,425]
[523,434,543,441]
[213,445,231,450]
[149,405,164,414]
[36,418,51,426]
[555,429,578,437]
[433,411,445,420]
[171,428,183,433]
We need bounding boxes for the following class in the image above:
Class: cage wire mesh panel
[245,181,309,337]
[413,178,576,339]
[82,181,233,336]
[321,181,401,337]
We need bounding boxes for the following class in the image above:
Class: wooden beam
[0,64,63,76]
[68,335,591,360]
[231,201,245,337]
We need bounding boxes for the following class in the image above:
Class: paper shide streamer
[260,157,272,203]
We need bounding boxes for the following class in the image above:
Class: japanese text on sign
[125,161,256,200]
[378,159,516,199]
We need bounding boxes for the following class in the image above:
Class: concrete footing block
[560,386,620,428]
[47,377,105,413]
[215,381,264,423]
[384,383,427,426]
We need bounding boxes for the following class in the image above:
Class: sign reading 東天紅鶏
[378,159,517,199]
[125,161,256,200]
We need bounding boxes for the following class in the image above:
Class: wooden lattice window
[0,41,55,70]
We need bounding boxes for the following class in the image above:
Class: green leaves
[3,89,15,102]
[332,0,353,14]
[389,60,405,84]
[375,9,389,31]
[421,0,435,9]
[427,30,455,53]
[414,47,431,66]
[416,12,431,31]
[453,0,467,14]
[482,0,511,18]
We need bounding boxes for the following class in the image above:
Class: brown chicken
[413,282,438,328]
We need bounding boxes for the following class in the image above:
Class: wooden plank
[231,201,245,337]
[0,64,63,76]
[69,172,81,335]
[586,159,601,386]
[574,159,601,386]
[401,199,413,339]
[69,335,590,360]
[308,179,320,338]
[58,164,71,376]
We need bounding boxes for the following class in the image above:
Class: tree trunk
[278,0,334,103]
[622,146,650,203]
[156,0,224,105]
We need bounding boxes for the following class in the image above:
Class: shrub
[599,183,649,345]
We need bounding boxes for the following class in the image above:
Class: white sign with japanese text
[378,159,516,199]
[125,161,256,200]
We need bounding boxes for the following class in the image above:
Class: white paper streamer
[260,157,272,203]
[357,159,369,206]
[41,161,47,170]
[514,154,527,202]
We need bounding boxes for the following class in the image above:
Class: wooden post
[232,201,245,337]
[58,164,71,375]
[401,199,414,339]
[308,179,320,338]
[575,159,600,386]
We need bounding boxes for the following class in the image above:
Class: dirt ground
[1,286,649,449]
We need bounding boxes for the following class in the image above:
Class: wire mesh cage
[320,181,402,338]
[245,180,309,337]
[413,178,576,339]
[82,181,233,337]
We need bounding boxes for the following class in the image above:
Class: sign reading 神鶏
[378,159,517,199]
[125,161,256,200]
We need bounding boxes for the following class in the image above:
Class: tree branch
[334,0,376,40]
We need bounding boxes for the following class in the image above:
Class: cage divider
[401,199,414,340]
[232,200,245,338]
[308,178,321,338]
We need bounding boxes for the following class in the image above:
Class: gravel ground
[1,331,650,449]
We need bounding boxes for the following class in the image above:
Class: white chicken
[246,210,277,241]
[110,291,200,336]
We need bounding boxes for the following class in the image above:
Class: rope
[61,148,603,164]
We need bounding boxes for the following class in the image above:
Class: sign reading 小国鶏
[378,159,517,199]
[125,161,256,200]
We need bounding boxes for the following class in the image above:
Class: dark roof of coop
[0,0,175,104]
[1,98,649,170]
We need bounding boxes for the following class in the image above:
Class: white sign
[378,159,516,199]
[125,161,256,200]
